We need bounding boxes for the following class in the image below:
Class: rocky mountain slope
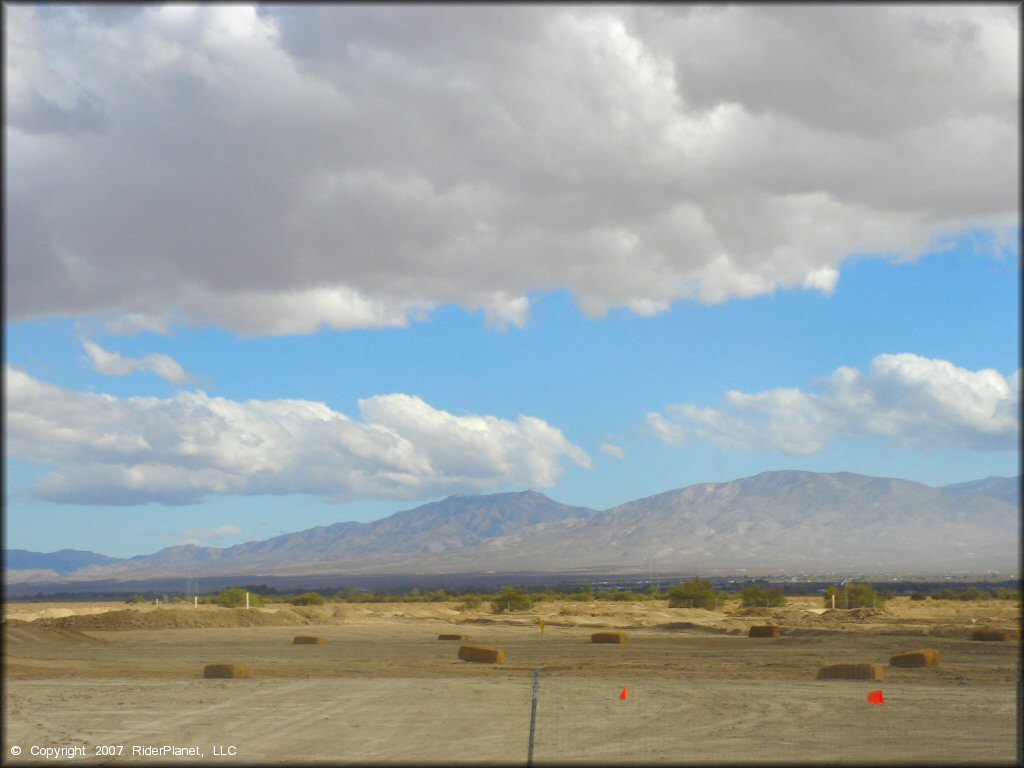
[6,472,1018,582]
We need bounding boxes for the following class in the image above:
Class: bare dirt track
[2,598,1020,764]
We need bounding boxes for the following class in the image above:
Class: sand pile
[3,619,100,644]
[34,608,313,631]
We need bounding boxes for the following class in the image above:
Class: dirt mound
[3,619,100,644]
[34,608,312,631]
[731,607,773,617]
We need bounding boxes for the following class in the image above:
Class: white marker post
[194,596,198,608]
[246,592,250,610]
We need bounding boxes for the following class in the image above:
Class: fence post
[527,668,540,766]
[1016,659,1021,767]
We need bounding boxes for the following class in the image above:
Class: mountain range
[5,471,1019,585]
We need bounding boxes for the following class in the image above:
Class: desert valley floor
[2,596,1020,764]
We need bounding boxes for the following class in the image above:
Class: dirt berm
[32,607,321,631]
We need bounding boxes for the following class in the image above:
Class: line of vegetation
[117,581,1022,608]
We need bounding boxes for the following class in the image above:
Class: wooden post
[527,668,540,766]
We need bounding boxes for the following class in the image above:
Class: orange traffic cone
[867,690,884,704]
[619,686,629,701]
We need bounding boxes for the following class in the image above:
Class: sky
[4,4,1020,559]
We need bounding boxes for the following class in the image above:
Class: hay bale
[203,663,253,679]
[889,648,940,667]
[748,625,781,638]
[292,635,328,644]
[591,631,628,644]
[457,645,506,664]
[972,628,1013,642]
[438,634,471,641]
[816,663,884,681]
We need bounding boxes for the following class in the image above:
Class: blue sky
[4,6,1019,558]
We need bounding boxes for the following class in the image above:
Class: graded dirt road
[2,598,1020,764]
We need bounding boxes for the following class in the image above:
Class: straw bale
[748,625,781,638]
[438,634,471,640]
[457,645,506,664]
[203,663,253,679]
[591,631,628,644]
[816,663,884,681]
[971,628,1013,642]
[889,648,940,667]
[292,635,328,644]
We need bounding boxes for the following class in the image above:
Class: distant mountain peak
[6,470,1018,584]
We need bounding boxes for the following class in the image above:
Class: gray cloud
[5,366,591,506]
[647,354,1020,455]
[6,6,1018,334]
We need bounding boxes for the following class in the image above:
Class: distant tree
[290,592,326,606]
[823,583,886,609]
[991,587,1022,601]
[958,587,987,601]
[666,577,726,609]
[213,588,265,608]
[459,595,482,610]
[491,587,531,614]
[739,585,786,608]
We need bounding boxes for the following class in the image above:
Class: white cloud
[647,354,1020,454]
[5,6,1017,335]
[4,366,591,506]
[83,340,195,385]
[600,443,626,460]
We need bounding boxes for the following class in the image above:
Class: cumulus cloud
[83,339,195,385]
[5,6,1017,334]
[4,366,591,506]
[647,354,1020,454]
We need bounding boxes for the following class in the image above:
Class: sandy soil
[2,598,1020,764]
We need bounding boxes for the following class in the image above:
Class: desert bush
[958,587,988,601]
[125,594,148,604]
[823,583,886,609]
[212,588,265,608]
[910,591,927,601]
[990,587,1022,601]
[666,577,726,609]
[459,595,483,610]
[739,585,786,608]
[930,588,958,601]
[290,592,326,606]
[491,587,531,613]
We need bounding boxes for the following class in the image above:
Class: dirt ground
[2,597,1020,764]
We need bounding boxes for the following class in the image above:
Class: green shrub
[212,588,266,608]
[990,587,1022,601]
[910,591,927,601]
[459,595,482,610]
[739,585,786,608]
[290,591,326,606]
[491,587,531,614]
[958,587,988,601]
[125,594,148,604]
[823,583,887,609]
[666,577,726,609]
